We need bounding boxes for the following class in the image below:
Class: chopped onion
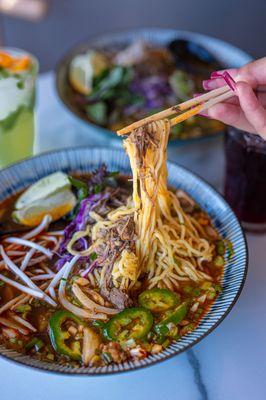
[0,273,44,299]
[198,294,207,303]
[72,283,119,315]
[82,327,100,366]
[12,315,37,332]
[129,347,147,358]
[190,302,199,313]
[58,257,107,320]
[0,316,29,335]
[22,215,52,240]
[2,327,18,339]
[4,238,53,258]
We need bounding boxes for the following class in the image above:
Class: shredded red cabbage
[130,74,173,110]
[89,164,109,188]
[56,165,111,269]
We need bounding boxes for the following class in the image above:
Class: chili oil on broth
[0,169,225,367]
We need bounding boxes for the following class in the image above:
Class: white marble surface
[1,72,266,400]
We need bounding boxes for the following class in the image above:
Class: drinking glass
[224,127,266,233]
[0,47,38,168]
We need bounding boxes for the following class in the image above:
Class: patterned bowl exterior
[0,147,248,375]
[56,28,252,147]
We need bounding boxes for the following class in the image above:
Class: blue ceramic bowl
[0,147,248,374]
[56,28,252,147]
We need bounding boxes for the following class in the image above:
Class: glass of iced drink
[0,48,38,168]
[224,127,266,233]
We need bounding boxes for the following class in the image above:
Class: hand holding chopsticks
[117,84,235,136]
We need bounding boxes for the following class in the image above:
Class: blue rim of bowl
[55,28,253,148]
[0,146,248,375]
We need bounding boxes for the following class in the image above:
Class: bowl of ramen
[56,28,252,145]
[0,122,247,374]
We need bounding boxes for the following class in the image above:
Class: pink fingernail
[203,79,218,90]
[211,71,221,79]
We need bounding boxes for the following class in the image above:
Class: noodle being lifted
[124,119,214,286]
[0,121,229,366]
[89,119,214,294]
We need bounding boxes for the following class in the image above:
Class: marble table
[1,72,266,400]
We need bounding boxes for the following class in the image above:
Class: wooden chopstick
[169,90,234,127]
[117,85,232,136]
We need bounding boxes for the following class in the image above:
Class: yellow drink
[0,108,35,168]
[0,48,38,168]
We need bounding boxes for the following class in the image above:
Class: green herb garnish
[16,80,25,90]
[226,240,234,258]
[216,240,225,256]
[214,255,225,267]
[68,176,88,191]
[15,304,31,313]
[0,67,10,79]
[25,337,44,352]
[90,252,98,261]
[86,102,107,125]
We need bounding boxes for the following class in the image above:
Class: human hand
[200,57,266,138]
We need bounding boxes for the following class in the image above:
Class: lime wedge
[13,189,76,227]
[15,172,71,210]
[69,50,108,95]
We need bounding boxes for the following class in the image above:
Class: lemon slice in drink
[13,189,76,227]
[69,50,108,95]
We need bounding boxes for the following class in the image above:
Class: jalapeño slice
[105,307,153,342]
[139,288,179,313]
[49,310,84,360]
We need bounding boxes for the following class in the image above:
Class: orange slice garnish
[0,51,13,68]
[9,56,30,72]
[0,52,30,72]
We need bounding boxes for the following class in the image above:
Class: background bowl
[0,146,248,374]
[56,28,252,147]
